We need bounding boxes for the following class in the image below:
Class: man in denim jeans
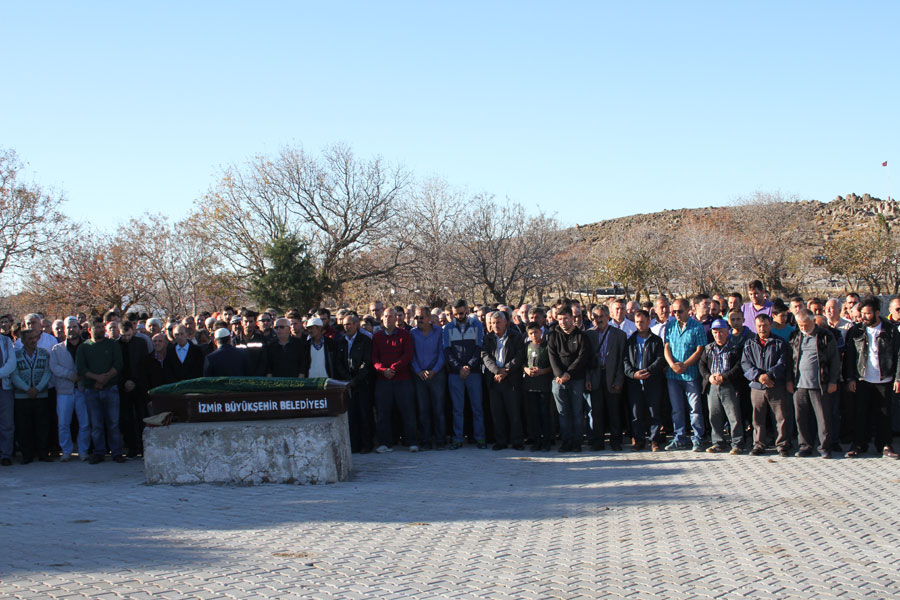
[411,307,446,450]
[663,298,707,451]
[76,319,125,464]
[548,305,590,452]
[49,317,92,461]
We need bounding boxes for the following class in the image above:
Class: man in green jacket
[76,319,125,464]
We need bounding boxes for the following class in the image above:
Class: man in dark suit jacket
[164,325,205,382]
[585,305,627,451]
[203,328,250,377]
[343,314,374,453]
[623,310,667,451]
[266,318,307,377]
[482,311,526,450]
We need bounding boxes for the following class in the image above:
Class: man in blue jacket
[741,314,792,457]
[443,299,486,449]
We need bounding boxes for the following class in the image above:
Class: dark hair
[755,313,772,323]
[790,296,805,304]
[748,280,765,292]
[525,322,543,332]
[692,293,709,306]
[241,309,258,319]
[860,296,882,313]
[634,309,650,320]
[453,299,468,309]
[120,320,134,332]
[728,291,743,302]
[103,310,118,323]
[556,306,573,317]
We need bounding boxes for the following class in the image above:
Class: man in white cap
[301,317,348,380]
[203,328,250,377]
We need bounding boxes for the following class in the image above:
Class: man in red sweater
[372,307,418,453]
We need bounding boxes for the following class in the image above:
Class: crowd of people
[1,278,899,466]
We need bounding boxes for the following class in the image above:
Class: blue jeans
[553,378,585,445]
[84,387,122,457]
[666,378,704,445]
[415,371,446,446]
[448,372,484,443]
[57,390,91,457]
[0,388,13,459]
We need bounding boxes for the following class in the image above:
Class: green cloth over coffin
[148,377,344,396]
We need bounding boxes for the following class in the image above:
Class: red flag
[884,161,889,166]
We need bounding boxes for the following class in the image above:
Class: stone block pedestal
[143,415,352,484]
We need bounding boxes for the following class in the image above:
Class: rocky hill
[574,193,897,247]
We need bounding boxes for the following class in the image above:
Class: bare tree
[0,149,64,279]
[668,215,738,295]
[590,224,669,302]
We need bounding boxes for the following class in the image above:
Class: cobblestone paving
[2,446,899,599]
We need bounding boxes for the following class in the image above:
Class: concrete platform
[143,414,352,484]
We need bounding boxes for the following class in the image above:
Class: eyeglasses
[275,325,289,329]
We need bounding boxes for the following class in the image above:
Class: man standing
[443,300,487,449]
[76,319,125,464]
[164,325,204,382]
[266,317,306,377]
[344,314,374,453]
[372,308,417,453]
[663,298,707,451]
[203,328,250,377]
[699,319,745,454]
[235,309,267,375]
[302,317,348,380]
[547,305,590,452]
[49,318,92,461]
[585,305,626,451]
[623,310,666,451]
[741,314,792,457]
[609,299,637,338]
[482,311,526,450]
[788,309,840,458]
[411,307,446,450]
[0,323,16,465]
[843,297,900,459]
[741,280,773,334]
[117,320,149,458]
[11,329,53,463]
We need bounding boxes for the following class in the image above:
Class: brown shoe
[651,441,661,452]
[883,446,899,459]
[631,438,645,452]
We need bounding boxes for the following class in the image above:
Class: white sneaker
[375,445,392,453]
[409,445,419,453]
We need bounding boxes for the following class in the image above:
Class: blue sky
[2,2,897,230]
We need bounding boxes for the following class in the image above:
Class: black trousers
[119,388,148,456]
[490,378,523,446]
[347,383,374,452]
[524,388,554,444]
[793,387,831,454]
[590,374,622,446]
[14,397,50,461]
[851,380,893,451]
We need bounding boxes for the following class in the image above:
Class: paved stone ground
[2,446,900,599]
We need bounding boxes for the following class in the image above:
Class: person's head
[369,301,384,320]
[572,305,584,329]
[672,299,690,324]
[755,314,772,339]
[748,280,766,306]
[241,310,258,335]
[90,318,105,342]
[105,320,120,340]
[789,296,805,315]
[556,306,574,332]
[633,309,650,335]
[591,305,610,330]
[120,320,135,342]
[815,315,830,329]
[772,304,790,326]
[343,314,360,338]
[214,327,231,347]
[710,300,722,319]
[414,306,432,330]
[693,294,711,319]
[41,318,52,335]
[526,322,544,345]
[63,317,81,344]
[172,324,188,347]
[860,296,882,328]
[491,311,508,337]
[165,321,177,342]
[611,299,626,322]
[796,308,816,335]
[824,298,842,322]
[727,292,743,311]
[256,311,273,333]
[0,314,12,332]
[889,297,900,321]
[23,313,42,331]
[728,310,744,332]
[229,316,242,336]
[711,319,730,345]
[181,314,195,332]
[52,319,65,340]
[306,317,325,341]
[381,307,398,332]
[274,317,291,343]
[808,298,824,316]
[152,332,168,355]
[625,301,639,320]
[147,318,162,336]
[22,328,39,353]
[222,306,235,321]
[845,293,861,312]
[452,299,468,323]
[528,307,546,327]
[654,296,670,321]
